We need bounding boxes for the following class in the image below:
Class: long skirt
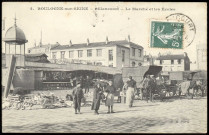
[126,87,135,106]
[91,99,100,110]
[105,93,114,106]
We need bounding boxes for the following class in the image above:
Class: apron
[126,87,135,106]
[105,93,114,106]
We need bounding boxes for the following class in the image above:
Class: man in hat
[142,74,154,102]
[72,82,84,114]
[84,75,91,93]
[105,81,115,113]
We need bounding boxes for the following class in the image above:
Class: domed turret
[3,16,27,67]
[3,24,28,45]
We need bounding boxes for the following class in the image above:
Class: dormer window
[171,60,174,64]
[178,59,181,64]
[160,60,163,65]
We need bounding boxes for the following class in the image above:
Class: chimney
[105,36,109,44]
[128,35,130,42]
[39,30,42,47]
[184,52,187,57]
[158,52,161,57]
[34,40,36,47]
[69,40,72,46]
[87,38,89,46]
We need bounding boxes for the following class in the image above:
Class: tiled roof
[51,40,143,50]
[25,53,48,57]
[156,54,185,60]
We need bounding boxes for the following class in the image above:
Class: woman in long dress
[105,81,115,113]
[91,83,103,115]
[124,76,136,108]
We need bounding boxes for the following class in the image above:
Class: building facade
[143,54,156,66]
[154,52,190,71]
[27,42,60,58]
[196,44,207,70]
[50,38,144,69]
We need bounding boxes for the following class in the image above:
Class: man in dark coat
[72,82,84,114]
[91,83,103,115]
[142,74,155,102]
[85,76,91,93]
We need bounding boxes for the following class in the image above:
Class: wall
[154,59,184,71]
[116,46,130,69]
[13,69,35,90]
[50,46,117,67]
[196,45,207,70]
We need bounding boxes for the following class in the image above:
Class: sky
[2,2,207,62]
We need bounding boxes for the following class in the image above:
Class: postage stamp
[150,21,184,49]
[166,13,196,47]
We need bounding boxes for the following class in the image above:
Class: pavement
[2,96,207,133]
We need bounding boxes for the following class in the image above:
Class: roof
[25,53,48,57]
[3,24,28,45]
[156,54,185,60]
[51,40,143,50]
[28,43,59,50]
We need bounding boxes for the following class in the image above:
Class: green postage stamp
[150,21,184,49]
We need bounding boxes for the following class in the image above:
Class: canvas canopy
[122,66,162,87]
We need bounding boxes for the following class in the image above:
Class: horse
[179,80,204,98]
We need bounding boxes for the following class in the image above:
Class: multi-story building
[196,44,207,70]
[143,54,156,66]
[154,52,190,71]
[27,42,60,58]
[50,37,144,69]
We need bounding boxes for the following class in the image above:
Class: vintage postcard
[2,2,207,133]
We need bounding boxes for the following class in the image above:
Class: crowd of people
[70,73,206,115]
[70,75,139,115]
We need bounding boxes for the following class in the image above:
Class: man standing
[85,76,90,93]
[142,74,153,102]
[105,81,115,113]
[72,82,84,114]
[91,83,103,115]
[125,76,136,108]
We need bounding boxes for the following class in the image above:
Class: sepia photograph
[1,2,207,133]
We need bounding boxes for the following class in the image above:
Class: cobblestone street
[2,97,207,133]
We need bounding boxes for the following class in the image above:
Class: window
[61,51,65,59]
[69,51,74,58]
[138,49,142,57]
[178,59,181,64]
[171,60,174,64]
[132,47,135,56]
[97,49,102,57]
[28,50,31,53]
[87,49,92,57]
[52,52,57,59]
[132,61,136,67]
[109,50,113,61]
[160,60,163,65]
[78,50,83,58]
[122,50,125,62]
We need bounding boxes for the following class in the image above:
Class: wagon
[170,70,207,98]
[122,65,163,101]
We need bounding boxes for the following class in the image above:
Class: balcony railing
[49,58,103,66]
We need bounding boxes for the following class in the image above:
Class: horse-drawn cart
[122,65,163,101]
